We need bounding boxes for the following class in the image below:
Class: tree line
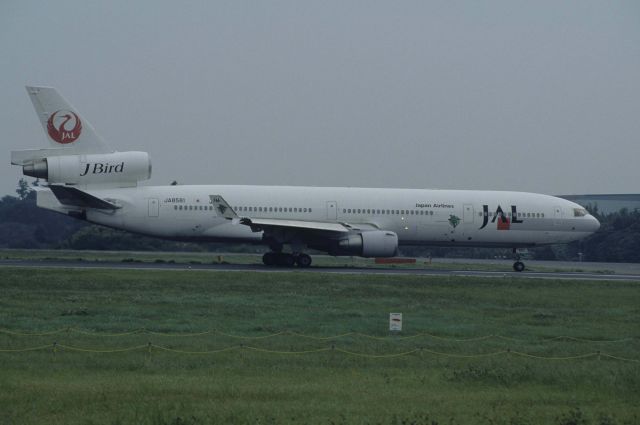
[1,179,638,262]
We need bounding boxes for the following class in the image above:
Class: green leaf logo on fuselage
[448,214,461,229]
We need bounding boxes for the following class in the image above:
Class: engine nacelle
[336,230,399,258]
[23,151,151,186]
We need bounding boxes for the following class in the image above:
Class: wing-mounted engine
[13,151,151,188]
[332,230,399,257]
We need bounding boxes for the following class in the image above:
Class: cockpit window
[573,208,588,217]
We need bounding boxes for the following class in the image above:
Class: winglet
[209,195,237,219]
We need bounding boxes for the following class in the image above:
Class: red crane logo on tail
[47,110,82,144]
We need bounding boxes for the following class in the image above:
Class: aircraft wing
[209,194,354,234]
[240,217,350,233]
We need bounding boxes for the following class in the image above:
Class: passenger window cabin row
[174,205,214,211]
[233,206,312,213]
[174,204,313,214]
[343,208,435,216]
[481,211,545,218]
[173,204,546,220]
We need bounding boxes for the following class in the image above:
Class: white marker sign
[389,313,402,332]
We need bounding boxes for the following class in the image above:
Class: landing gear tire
[276,253,296,267]
[263,252,311,268]
[262,252,277,266]
[295,253,312,268]
[513,261,525,272]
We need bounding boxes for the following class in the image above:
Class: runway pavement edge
[2,259,640,281]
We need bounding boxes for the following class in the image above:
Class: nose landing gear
[512,248,525,272]
[513,261,525,272]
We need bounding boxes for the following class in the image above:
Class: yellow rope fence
[0,342,637,362]
[1,327,634,343]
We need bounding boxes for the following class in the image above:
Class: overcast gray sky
[2,1,639,196]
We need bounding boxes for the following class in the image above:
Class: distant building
[558,194,640,215]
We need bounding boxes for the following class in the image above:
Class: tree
[15,178,31,200]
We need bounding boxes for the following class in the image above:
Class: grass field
[0,267,638,425]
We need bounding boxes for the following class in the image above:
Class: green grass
[0,267,638,424]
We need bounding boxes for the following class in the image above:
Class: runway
[2,259,640,281]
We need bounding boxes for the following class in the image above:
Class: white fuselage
[17,86,601,261]
[77,185,599,248]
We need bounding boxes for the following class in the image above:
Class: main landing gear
[262,252,312,268]
[512,248,525,272]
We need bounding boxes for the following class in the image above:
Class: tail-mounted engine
[12,86,151,188]
[16,151,151,187]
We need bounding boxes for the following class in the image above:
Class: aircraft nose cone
[588,215,601,233]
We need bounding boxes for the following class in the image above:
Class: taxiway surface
[2,259,639,281]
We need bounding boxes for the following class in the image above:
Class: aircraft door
[553,205,562,225]
[463,204,474,224]
[326,201,337,220]
[148,198,159,217]
[462,204,475,238]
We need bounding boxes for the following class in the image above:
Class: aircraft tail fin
[25,86,112,154]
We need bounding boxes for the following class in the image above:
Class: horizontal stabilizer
[49,185,119,210]
[11,148,86,166]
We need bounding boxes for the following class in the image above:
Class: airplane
[10,86,600,271]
